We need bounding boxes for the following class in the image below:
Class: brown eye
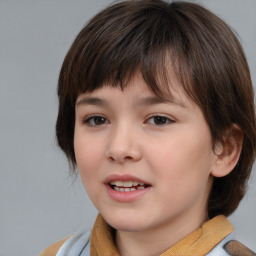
[84,116,109,126]
[153,116,168,125]
[147,115,174,126]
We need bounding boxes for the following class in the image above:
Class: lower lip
[105,184,151,202]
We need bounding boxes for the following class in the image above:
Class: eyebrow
[134,96,186,108]
[76,97,107,107]
[76,95,186,108]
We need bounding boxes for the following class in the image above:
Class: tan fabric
[159,215,233,256]
[90,214,233,256]
[224,241,256,256]
[38,214,234,256]
[38,235,72,256]
[90,215,119,256]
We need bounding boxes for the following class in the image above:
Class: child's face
[74,73,218,235]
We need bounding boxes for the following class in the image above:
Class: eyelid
[146,113,175,120]
[82,114,110,126]
[145,114,175,125]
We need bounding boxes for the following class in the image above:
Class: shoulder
[38,235,72,256]
[38,230,91,256]
[207,234,255,256]
[224,240,256,256]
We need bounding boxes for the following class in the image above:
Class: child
[40,0,256,255]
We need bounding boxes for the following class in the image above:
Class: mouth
[109,180,150,192]
[104,174,151,202]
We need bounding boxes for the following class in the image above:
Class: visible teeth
[110,181,143,187]
[117,181,125,187]
[124,181,133,187]
[137,186,145,190]
[114,186,141,192]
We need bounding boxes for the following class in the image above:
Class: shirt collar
[90,214,233,256]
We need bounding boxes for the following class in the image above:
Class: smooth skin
[74,73,242,256]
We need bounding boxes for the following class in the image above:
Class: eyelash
[82,114,174,127]
[82,115,109,126]
[146,115,174,126]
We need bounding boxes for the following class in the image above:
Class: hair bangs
[59,1,193,103]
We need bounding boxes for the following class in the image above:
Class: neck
[115,211,208,256]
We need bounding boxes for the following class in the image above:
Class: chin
[110,222,145,232]
[103,211,148,232]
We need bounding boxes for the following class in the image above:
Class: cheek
[148,133,214,210]
[147,131,214,182]
[74,136,106,203]
[74,132,104,180]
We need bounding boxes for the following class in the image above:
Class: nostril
[106,150,131,162]
[106,147,142,163]
[110,157,115,162]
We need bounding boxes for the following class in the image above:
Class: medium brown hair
[56,0,256,218]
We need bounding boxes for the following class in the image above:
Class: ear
[211,124,244,178]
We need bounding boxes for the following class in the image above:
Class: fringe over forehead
[58,0,214,101]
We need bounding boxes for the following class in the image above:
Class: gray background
[0,0,255,255]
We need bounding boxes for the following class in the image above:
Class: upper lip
[104,174,150,185]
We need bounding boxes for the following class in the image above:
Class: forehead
[76,72,191,109]
[72,46,195,104]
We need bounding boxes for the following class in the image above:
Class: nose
[106,124,142,163]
